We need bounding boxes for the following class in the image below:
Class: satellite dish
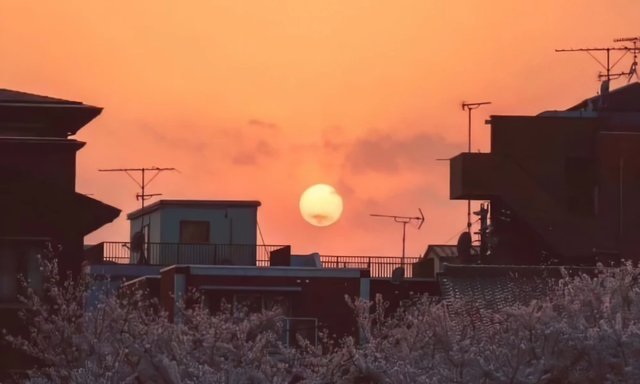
[131,230,148,265]
[456,232,472,259]
[391,267,405,284]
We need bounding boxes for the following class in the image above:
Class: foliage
[7,259,640,384]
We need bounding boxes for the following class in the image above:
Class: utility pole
[370,209,424,268]
[461,101,491,234]
[98,167,178,209]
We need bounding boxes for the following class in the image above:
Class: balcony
[449,152,500,200]
[85,242,288,266]
[85,242,422,278]
[312,255,421,278]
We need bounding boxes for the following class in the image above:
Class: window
[232,293,292,317]
[233,294,263,316]
[179,221,210,243]
[0,242,43,302]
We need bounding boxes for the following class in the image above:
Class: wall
[129,210,162,263]
[0,140,81,191]
[169,272,362,344]
[155,205,258,265]
[490,116,601,205]
[157,206,257,245]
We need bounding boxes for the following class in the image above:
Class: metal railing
[257,255,421,277]
[88,242,288,266]
[85,242,422,277]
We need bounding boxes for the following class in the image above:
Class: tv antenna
[98,166,179,209]
[461,101,491,235]
[370,208,424,267]
[610,37,639,83]
[556,37,640,82]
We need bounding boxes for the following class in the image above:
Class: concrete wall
[129,205,258,265]
[130,210,162,263]
[157,206,257,245]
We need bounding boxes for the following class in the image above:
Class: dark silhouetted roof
[0,168,121,236]
[0,89,102,138]
[424,244,480,258]
[0,89,83,105]
[127,199,262,220]
[567,82,640,112]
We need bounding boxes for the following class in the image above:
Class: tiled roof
[0,89,84,105]
[424,244,480,258]
[438,264,597,329]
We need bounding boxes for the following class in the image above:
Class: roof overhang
[0,104,102,138]
[161,264,370,278]
[127,199,262,220]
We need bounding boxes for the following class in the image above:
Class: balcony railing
[86,242,288,266]
[257,255,422,278]
[85,242,422,277]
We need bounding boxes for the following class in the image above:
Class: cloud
[247,119,279,130]
[139,123,208,154]
[343,130,464,175]
[231,135,279,166]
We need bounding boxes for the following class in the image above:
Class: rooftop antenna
[461,101,491,235]
[370,208,424,268]
[610,37,639,83]
[98,166,179,209]
[99,166,179,265]
[555,39,639,82]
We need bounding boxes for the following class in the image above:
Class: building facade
[450,83,640,265]
[0,88,121,374]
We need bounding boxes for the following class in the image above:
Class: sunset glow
[2,0,639,257]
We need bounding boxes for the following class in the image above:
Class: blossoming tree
[6,258,640,384]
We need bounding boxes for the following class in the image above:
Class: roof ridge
[0,89,83,105]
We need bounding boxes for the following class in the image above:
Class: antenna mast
[370,208,424,268]
[461,101,491,235]
[98,166,179,209]
[555,37,640,82]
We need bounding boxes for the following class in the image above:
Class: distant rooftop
[0,89,85,105]
[127,199,262,220]
[567,81,640,112]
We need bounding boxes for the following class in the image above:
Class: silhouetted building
[0,89,120,374]
[450,82,640,265]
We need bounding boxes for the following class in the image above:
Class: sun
[299,184,344,227]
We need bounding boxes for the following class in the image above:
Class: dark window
[233,294,263,316]
[0,242,43,302]
[565,157,596,216]
[179,220,210,243]
[264,294,292,316]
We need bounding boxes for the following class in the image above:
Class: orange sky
[1,1,639,257]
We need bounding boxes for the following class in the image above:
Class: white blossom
[7,259,640,384]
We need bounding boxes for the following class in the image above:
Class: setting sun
[299,184,343,227]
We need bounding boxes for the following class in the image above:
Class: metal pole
[468,107,472,153]
[401,221,407,268]
[467,107,472,234]
[141,168,145,209]
[461,101,491,235]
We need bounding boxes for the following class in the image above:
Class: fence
[92,242,287,266]
[257,255,421,278]
[86,242,421,277]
